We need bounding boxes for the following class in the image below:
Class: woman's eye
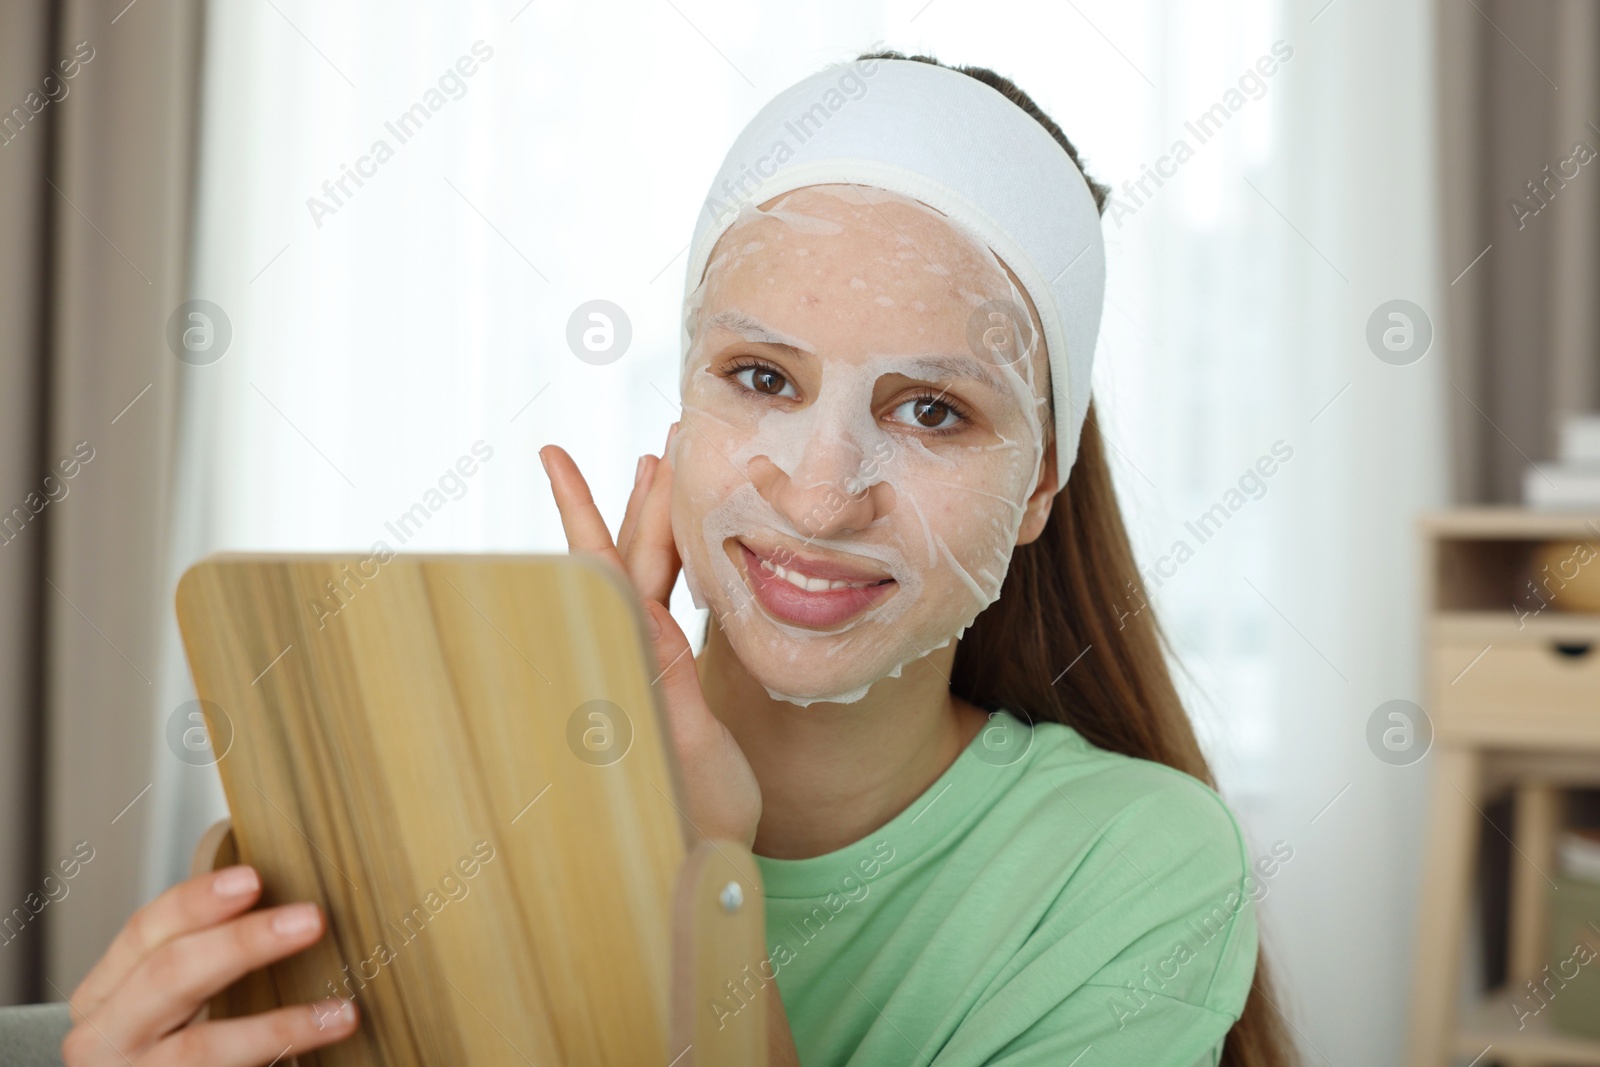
[891,396,961,430]
[734,365,797,398]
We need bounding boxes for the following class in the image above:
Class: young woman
[61,51,1292,1067]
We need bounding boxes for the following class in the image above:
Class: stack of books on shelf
[1526,413,1600,509]
[1560,827,1600,886]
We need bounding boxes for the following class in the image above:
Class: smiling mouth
[734,540,897,629]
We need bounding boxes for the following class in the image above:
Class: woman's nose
[746,445,888,540]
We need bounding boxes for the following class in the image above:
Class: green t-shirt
[751,708,1258,1067]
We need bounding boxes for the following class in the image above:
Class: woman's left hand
[539,425,762,849]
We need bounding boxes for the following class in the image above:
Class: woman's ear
[1015,446,1059,547]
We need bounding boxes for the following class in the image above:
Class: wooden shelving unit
[1407,507,1600,1066]
[1453,992,1600,1065]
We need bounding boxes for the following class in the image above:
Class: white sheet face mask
[671,184,1050,706]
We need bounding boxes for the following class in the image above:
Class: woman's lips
[737,542,897,629]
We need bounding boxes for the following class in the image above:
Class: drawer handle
[1551,640,1594,659]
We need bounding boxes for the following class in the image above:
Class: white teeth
[759,556,880,592]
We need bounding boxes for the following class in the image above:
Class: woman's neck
[695,614,988,860]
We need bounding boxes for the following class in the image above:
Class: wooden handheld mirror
[175,553,767,1066]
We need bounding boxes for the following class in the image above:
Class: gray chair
[0,1003,70,1067]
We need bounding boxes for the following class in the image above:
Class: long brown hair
[856,49,1297,1067]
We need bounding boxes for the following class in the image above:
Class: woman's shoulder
[985,711,1259,1019]
[1006,713,1249,871]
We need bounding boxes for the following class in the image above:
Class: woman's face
[671,184,1056,706]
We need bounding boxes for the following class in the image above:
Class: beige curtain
[0,0,55,1010]
[0,0,205,1003]
[1438,0,1600,503]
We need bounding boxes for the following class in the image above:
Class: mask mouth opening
[730,538,900,632]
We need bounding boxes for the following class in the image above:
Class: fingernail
[311,997,357,1029]
[643,601,662,639]
[271,903,320,938]
[668,421,681,445]
[634,455,648,487]
[538,447,551,475]
[213,866,259,898]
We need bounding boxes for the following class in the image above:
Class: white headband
[684,56,1107,486]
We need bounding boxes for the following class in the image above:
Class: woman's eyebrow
[703,310,1016,393]
[704,309,813,354]
[883,354,1012,395]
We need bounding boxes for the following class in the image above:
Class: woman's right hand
[541,426,764,849]
[61,864,360,1066]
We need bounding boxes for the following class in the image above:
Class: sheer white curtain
[156,2,1444,1062]
[1077,4,1447,1064]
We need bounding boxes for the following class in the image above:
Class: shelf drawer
[1431,634,1600,745]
